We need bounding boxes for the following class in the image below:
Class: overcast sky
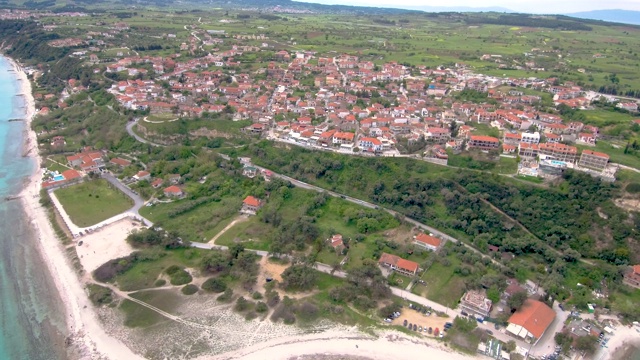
[294,0,640,13]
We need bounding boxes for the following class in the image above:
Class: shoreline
[7,55,143,360]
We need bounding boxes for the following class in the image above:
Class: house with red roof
[163,185,184,198]
[413,233,442,252]
[468,135,499,150]
[506,299,556,344]
[329,234,345,253]
[242,196,263,214]
[378,252,419,276]
[133,170,151,181]
[110,158,131,168]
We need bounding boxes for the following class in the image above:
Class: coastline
[9,55,143,360]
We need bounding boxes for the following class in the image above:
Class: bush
[378,302,402,318]
[169,268,192,286]
[626,183,640,193]
[245,311,258,320]
[252,291,263,300]
[165,265,181,275]
[294,301,319,322]
[234,296,251,312]
[154,279,166,287]
[217,288,233,302]
[87,284,113,306]
[255,301,268,313]
[93,254,137,282]
[181,284,199,295]
[202,277,227,293]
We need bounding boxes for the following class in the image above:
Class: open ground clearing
[55,179,133,227]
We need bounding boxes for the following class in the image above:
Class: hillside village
[14,10,640,360]
[75,31,636,182]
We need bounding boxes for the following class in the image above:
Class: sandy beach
[12,56,144,360]
[207,330,477,360]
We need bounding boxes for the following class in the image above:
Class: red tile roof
[581,149,609,160]
[396,258,419,273]
[508,299,556,339]
[470,135,499,143]
[164,185,182,194]
[243,196,261,207]
[415,233,442,248]
[62,169,81,180]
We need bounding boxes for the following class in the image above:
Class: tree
[202,277,227,293]
[575,335,598,355]
[487,286,500,304]
[200,251,230,273]
[281,264,317,291]
[507,291,528,312]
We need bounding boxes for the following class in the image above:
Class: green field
[54,179,133,227]
[413,254,466,308]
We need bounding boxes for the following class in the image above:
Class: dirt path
[208,215,249,245]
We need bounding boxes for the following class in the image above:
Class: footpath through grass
[55,179,133,227]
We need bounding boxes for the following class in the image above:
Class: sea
[0,56,68,359]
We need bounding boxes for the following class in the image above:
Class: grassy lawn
[44,158,70,174]
[515,175,544,184]
[139,198,238,242]
[115,248,206,291]
[581,109,636,128]
[214,216,272,251]
[414,255,466,308]
[54,179,133,227]
[494,157,518,174]
[121,289,184,328]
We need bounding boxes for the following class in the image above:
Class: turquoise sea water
[0,56,67,360]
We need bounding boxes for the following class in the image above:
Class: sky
[293,0,640,13]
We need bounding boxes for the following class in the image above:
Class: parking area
[390,307,450,337]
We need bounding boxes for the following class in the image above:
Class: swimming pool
[550,160,566,166]
[53,175,65,181]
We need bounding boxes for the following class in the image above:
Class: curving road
[126,118,163,147]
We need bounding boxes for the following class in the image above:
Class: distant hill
[566,9,640,25]
[293,1,513,13]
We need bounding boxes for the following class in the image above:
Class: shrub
[252,291,263,300]
[154,279,166,287]
[217,288,233,302]
[294,301,319,322]
[626,183,640,193]
[165,265,181,275]
[181,284,199,295]
[87,284,113,306]
[93,254,137,282]
[202,277,227,293]
[255,301,268,313]
[234,296,251,312]
[169,269,192,286]
[245,311,258,320]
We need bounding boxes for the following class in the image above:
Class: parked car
[461,311,468,316]
[413,324,417,331]
[384,318,392,323]
[408,322,412,329]
[485,330,493,335]
[419,326,423,332]
[428,327,433,334]
[403,319,408,326]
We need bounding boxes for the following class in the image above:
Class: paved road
[101,173,153,226]
[126,118,163,147]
